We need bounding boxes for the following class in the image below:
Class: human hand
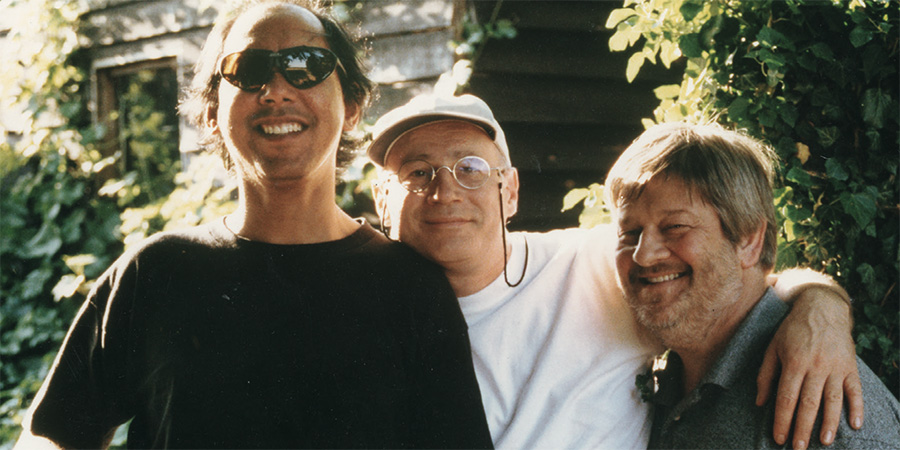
[757,285,863,449]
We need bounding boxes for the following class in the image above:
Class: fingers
[791,373,827,450]
[772,368,803,446]
[818,375,844,446]
[756,346,780,406]
[845,371,864,429]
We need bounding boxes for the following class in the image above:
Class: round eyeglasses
[395,156,506,193]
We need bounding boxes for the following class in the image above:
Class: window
[96,58,182,202]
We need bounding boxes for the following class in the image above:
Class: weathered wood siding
[467,0,678,231]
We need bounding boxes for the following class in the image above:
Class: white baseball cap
[368,93,511,167]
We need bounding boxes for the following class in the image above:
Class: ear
[342,100,361,132]
[501,167,520,219]
[737,222,767,269]
[206,105,219,133]
[372,179,391,228]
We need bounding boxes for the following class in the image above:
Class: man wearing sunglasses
[369,93,864,450]
[15,2,491,449]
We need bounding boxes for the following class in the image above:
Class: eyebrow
[618,208,697,226]
[400,150,473,164]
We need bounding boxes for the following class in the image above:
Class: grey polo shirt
[647,288,900,449]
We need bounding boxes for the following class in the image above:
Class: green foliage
[1,1,379,445]
[573,0,898,395]
[0,0,230,445]
[560,183,612,229]
[0,2,121,446]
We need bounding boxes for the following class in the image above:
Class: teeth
[646,273,684,284]
[261,123,305,135]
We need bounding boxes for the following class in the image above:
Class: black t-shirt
[26,221,492,449]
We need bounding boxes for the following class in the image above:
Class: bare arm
[759,268,863,449]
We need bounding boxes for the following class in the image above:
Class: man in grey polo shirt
[607,122,900,449]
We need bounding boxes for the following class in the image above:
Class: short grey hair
[605,122,778,269]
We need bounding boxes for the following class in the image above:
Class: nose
[426,167,462,203]
[258,72,297,104]
[632,228,670,267]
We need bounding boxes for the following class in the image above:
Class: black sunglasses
[219,46,341,92]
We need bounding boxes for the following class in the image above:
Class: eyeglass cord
[499,183,528,287]
[377,181,528,288]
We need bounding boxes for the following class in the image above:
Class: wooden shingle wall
[467,1,678,231]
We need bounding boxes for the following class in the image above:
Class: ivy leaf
[861,88,891,129]
[784,204,812,222]
[22,222,63,259]
[825,158,849,181]
[679,1,704,22]
[757,27,794,51]
[786,166,813,187]
[815,126,840,148]
[808,42,835,62]
[795,142,811,164]
[727,97,750,122]
[679,34,703,58]
[849,25,874,48]
[758,48,786,71]
[777,103,798,127]
[21,268,53,300]
[840,191,877,229]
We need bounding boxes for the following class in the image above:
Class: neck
[675,272,768,396]
[444,239,513,298]
[228,178,359,244]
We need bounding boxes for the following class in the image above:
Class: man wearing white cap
[368,93,864,450]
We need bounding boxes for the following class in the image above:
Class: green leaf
[626,52,645,82]
[21,268,53,300]
[861,88,891,129]
[653,84,681,100]
[857,263,876,286]
[785,166,813,187]
[840,191,877,229]
[758,48,786,71]
[777,103,798,127]
[757,27,794,51]
[849,25,874,48]
[606,8,636,29]
[609,30,631,52]
[784,204,812,222]
[679,2,704,22]
[808,43,835,62]
[22,223,63,259]
[815,126,840,148]
[679,34,703,58]
[727,97,750,122]
[52,274,84,301]
[561,188,590,212]
[759,107,778,128]
[825,158,849,182]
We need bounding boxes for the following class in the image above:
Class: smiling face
[379,120,518,276]
[209,4,359,187]
[614,174,745,350]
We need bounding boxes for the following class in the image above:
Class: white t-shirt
[459,225,661,449]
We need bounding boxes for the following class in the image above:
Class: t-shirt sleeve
[24,256,137,448]
[408,268,494,449]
